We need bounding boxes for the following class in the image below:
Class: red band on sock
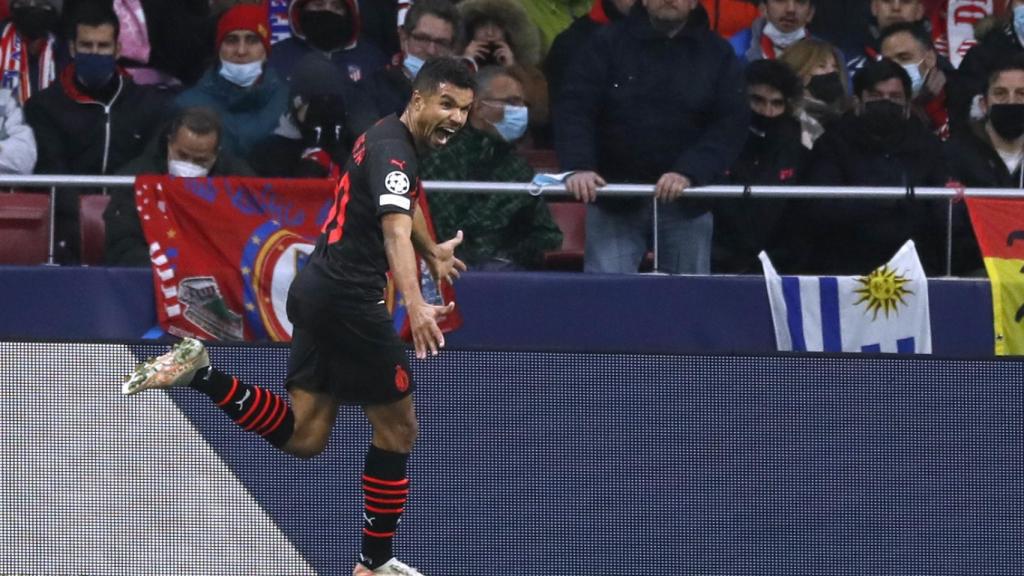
[362,474,409,487]
[363,528,396,538]
[256,395,282,434]
[235,386,264,426]
[244,392,276,432]
[215,377,239,407]
[262,397,291,437]
[364,494,407,505]
[363,484,409,496]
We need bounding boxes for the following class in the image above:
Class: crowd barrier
[1,341,1020,575]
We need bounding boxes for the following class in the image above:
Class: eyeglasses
[409,31,454,51]
[480,97,526,108]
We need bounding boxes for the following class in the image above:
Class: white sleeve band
[379,194,412,210]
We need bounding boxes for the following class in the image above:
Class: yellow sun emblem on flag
[853,264,913,319]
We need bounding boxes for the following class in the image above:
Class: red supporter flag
[134,175,461,342]
[966,197,1024,355]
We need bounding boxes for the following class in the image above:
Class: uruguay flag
[759,240,932,354]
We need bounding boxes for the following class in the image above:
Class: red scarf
[0,22,56,104]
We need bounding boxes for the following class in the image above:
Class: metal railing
[2,175,1021,273]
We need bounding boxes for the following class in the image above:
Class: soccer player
[122,57,476,576]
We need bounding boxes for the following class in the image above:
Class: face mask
[167,159,210,178]
[219,59,263,88]
[75,53,117,90]
[860,99,908,139]
[491,104,529,142]
[988,103,1024,140]
[12,6,57,41]
[1014,5,1024,40]
[807,72,844,104]
[403,53,424,79]
[300,10,352,52]
[762,21,806,49]
[901,60,925,97]
[750,112,788,138]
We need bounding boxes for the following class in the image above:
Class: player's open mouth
[434,126,457,145]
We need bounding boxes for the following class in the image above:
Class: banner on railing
[759,241,932,354]
[966,197,1024,355]
[134,175,461,342]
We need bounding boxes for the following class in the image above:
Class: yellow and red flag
[966,197,1024,355]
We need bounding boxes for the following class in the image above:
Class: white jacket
[0,88,37,174]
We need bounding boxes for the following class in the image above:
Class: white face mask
[219,59,263,87]
[763,21,807,50]
[901,59,926,97]
[168,159,210,178]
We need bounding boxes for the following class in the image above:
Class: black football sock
[190,366,295,449]
[359,444,410,569]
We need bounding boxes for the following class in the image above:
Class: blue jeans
[584,200,713,274]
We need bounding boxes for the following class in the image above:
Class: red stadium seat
[543,201,585,271]
[79,194,111,266]
[0,192,51,265]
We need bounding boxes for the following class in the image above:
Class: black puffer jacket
[795,111,948,275]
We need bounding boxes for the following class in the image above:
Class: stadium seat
[543,201,585,271]
[0,192,51,265]
[79,194,111,266]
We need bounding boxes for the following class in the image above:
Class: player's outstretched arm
[383,212,455,359]
[411,209,467,284]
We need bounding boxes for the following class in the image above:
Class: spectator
[111,0,220,87]
[420,65,562,270]
[545,0,635,107]
[24,1,171,264]
[176,3,288,159]
[0,87,36,173]
[355,0,459,134]
[730,0,816,63]
[249,53,367,178]
[805,0,869,57]
[944,56,1024,275]
[104,106,255,266]
[715,59,805,273]
[555,0,748,275]
[702,0,759,38]
[848,0,928,71]
[959,0,1024,123]
[459,0,549,132]
[517,0,593,50]
[780,37,852,147]
[799,58,946,275]
[268,0,386,84]
[879,21,962,140]
[0,0,64,105]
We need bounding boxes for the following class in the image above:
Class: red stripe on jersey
[323,172,352,244]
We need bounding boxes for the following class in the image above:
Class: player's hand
[409,301,455,359]
[565,171,605,203]
[428,230,467,284]
[654,172,690,202]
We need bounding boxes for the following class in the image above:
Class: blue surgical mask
[75,52,116,90]
[1015,5,1024,40]
[219,59,263,88]
[403,53,424,79]
[492,104,529,142]
[901,59,925,97]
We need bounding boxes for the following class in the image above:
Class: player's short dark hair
[412,57,476,95]
[879,21,934,52]
[985,54,1024,93]
[853,57,912,100]
[404,0,461,37]
[169,107,223,149]
[68,1,120,42]
[746,59,803,102]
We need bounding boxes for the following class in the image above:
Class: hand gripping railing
[2,175,1021,273]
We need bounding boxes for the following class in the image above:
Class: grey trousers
[583,200,713,274]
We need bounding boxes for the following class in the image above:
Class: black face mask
[860,99,908,140]
[988,103,1024,140]
[807,72,844,104]
[300,95,348,148]
[300,10,352,52]
[750,112,789,139]
[12,6,58,41]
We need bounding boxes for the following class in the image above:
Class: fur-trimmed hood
[458,0,543,67]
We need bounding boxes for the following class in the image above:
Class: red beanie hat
[217,4,272,54]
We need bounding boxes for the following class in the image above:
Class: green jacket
[519,0,592,51]
[420,126,562,270]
